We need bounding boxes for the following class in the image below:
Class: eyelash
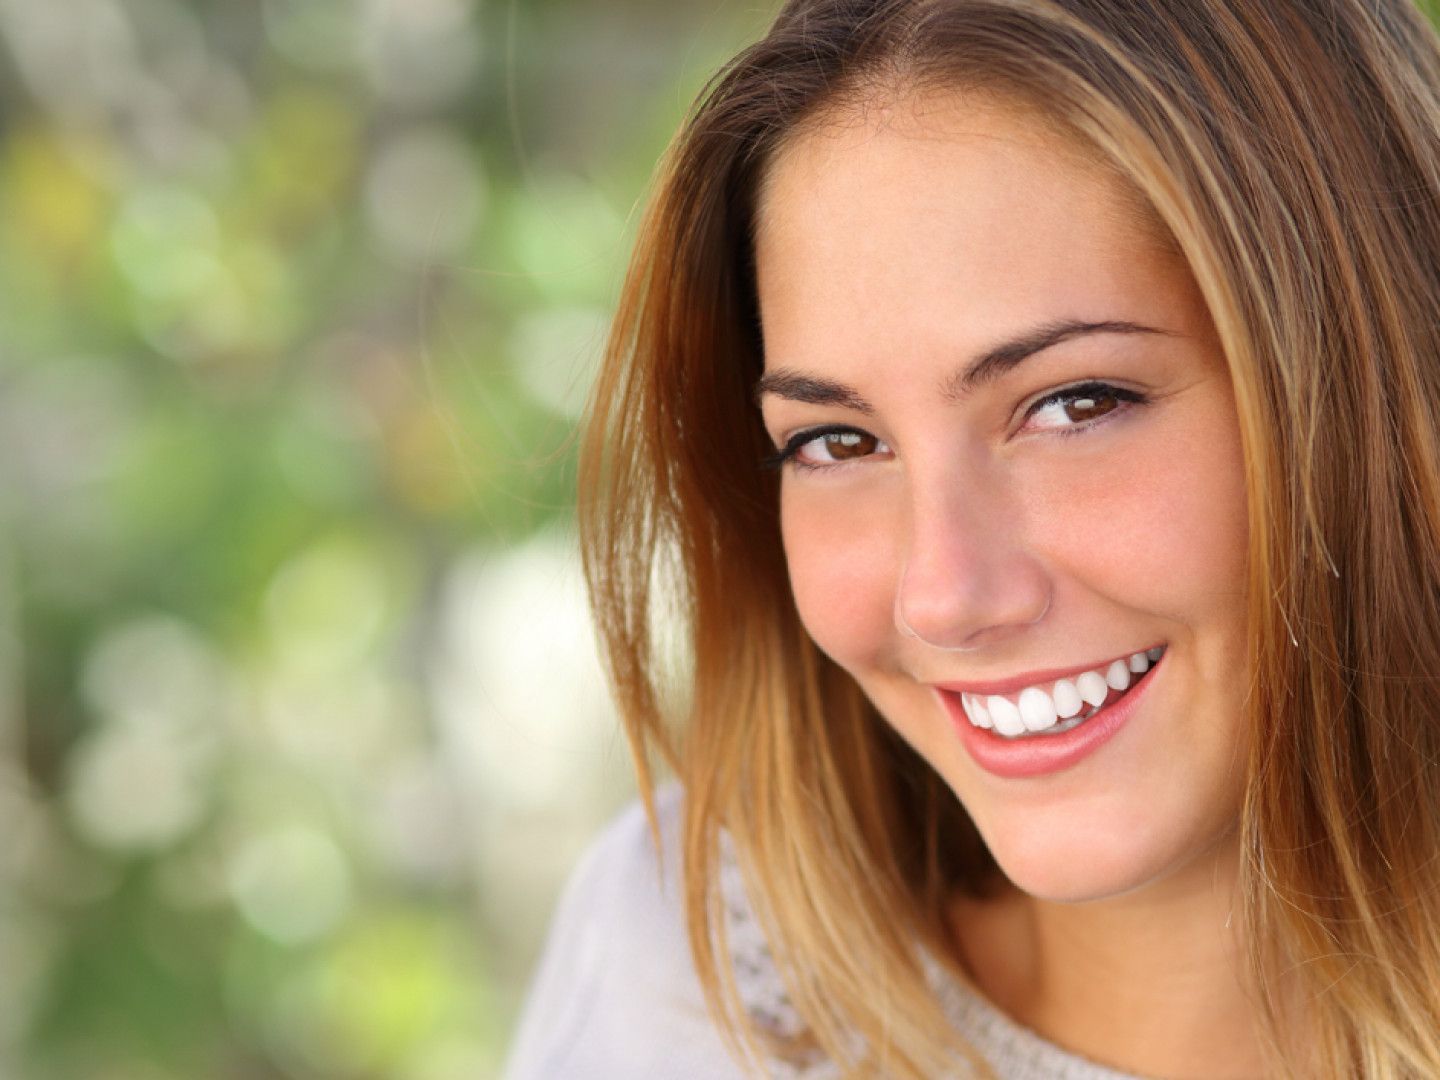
[760,381,1148,473]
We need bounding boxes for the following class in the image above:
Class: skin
[754,91,1265,1078]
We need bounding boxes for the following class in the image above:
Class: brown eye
[817,431,879,460]
[782,427,890,469]
[1026,382,1145,435]
[1062,393,1118,423]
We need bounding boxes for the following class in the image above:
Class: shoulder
[503,783,764,1080]
[505,786,1151,1080]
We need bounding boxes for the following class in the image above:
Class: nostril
[893,592,980,649]
[894,549,1054,651]
[894,602,923,641]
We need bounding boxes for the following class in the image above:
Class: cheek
[780,484,899,668]
[1029,396,1249,637]
[1147,436,1247,621]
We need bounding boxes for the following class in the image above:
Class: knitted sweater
[503,783,1144,1079]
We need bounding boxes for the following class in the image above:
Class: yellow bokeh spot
[3,128,110,264]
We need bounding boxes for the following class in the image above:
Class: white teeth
[1105,659,1131,691]
[956,646,1165,738]
[1017,687,1058,732]
[1075,670,1109,707]
[986,695,1026,737]
[1052,678,1083,719]
[962,693,993,729]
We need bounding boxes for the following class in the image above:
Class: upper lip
[928,644,1165,697]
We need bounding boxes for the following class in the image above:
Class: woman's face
[754,92,1250,903]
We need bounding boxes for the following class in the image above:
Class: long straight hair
[579,2,1440,1075]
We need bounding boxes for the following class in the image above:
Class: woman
[507,1,1440,1076]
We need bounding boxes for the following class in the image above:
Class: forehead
[757,88,1161,256]
[752,90,1193,373]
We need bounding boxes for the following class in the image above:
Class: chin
[972,806,1237,904]
[987,834,1170,904]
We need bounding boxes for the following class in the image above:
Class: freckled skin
[754,92,1250,906]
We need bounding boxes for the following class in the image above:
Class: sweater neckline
[715,826,1147,1078]
[919,948,1148,1079]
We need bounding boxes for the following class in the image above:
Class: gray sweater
[504,783,1144,1079]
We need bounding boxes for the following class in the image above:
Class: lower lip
[938,655,1164,780]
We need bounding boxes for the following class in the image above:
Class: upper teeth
[959,647,1163,738]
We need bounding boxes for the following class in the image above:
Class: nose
[893,472,1053,651]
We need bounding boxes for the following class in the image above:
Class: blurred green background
[0,2,767,1077]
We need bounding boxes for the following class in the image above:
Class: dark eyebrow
[939,319,1173,401]
[752,371,877,413]
[754,318,1174,412]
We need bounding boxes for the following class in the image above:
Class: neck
[951,832,1277,1079]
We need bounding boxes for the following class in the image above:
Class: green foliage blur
[0,1,766,1077]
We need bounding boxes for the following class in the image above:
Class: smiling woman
[505,2,1440,1078]
[756,97,1252,924]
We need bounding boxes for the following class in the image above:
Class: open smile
[935,646,1167,779]
[938,645,1165,737]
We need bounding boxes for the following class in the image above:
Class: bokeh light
[1,2,771,1077]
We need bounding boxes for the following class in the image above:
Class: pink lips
[937,651,1164,780]
[931,646,1163,697]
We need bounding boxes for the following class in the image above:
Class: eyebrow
[753,318,1175,413]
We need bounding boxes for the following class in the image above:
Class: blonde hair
[578,1,1440,1076]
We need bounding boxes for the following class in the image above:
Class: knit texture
[504,783,1147,1080]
